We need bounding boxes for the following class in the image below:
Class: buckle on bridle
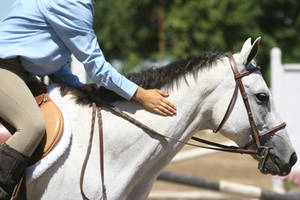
[257,146,271,171]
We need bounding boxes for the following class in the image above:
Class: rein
[100,102,257,155]
[80,103,106,200]
[81,53,287,197]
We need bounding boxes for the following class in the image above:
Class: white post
[270,47,300,193]
[270,48,284,109]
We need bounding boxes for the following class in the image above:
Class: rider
[0,0,176,199]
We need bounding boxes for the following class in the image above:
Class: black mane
[60,52,223,105]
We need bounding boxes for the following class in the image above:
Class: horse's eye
[256,93,269,102]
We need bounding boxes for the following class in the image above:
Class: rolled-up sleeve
[37,0,138,100]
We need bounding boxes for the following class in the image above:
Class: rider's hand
[132,87,176,116]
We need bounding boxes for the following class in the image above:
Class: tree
[93,0,300,82]
[93,0,159,72]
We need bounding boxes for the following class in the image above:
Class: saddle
[0,81,64,166]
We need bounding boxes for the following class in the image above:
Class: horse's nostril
[290,152,297,166]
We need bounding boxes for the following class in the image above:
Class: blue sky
[0,0,16,21]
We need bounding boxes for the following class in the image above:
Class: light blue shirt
[0,0,138,100]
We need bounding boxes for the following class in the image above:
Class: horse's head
[212,37,297,176]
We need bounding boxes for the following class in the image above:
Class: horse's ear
[240,37,261,66]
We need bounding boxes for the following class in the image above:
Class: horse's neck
[61,58,231,199]
[109,58,230,149]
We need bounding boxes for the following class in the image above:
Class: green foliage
[93,0,300,81]
[93,0,158,60]
[165,0,262,56]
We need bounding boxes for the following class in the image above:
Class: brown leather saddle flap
[29,95,64,165]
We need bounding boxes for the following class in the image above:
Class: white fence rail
[271,47,300,172]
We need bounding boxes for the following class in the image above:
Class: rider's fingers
[156,89,169,97]
[161,99,176,112]
[156,105,173,116]
[160,101,176,115]
[153,107,167,116]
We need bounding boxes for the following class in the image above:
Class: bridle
[80,53,286,199]
[203,53,286,170]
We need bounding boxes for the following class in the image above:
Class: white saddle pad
[26,84,72,183]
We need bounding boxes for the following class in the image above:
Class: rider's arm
[37,0,176,115]
[37,0,137,100]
